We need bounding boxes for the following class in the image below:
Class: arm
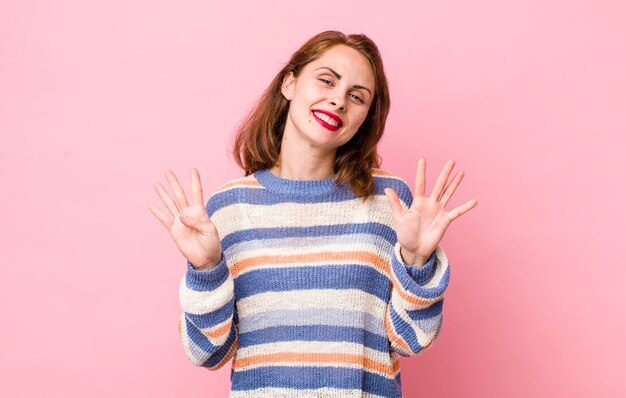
[382,159,476,356]
[150,168,236,369]
[179,256,238,369]
[385,243,450,357]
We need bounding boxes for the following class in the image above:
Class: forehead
[305,45,375,85]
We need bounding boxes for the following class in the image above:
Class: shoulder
[371,168,414,208]
[205,174,263,216]
[371,168,408,185]
[212,174,263,195]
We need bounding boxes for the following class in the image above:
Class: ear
[281,71,296,101]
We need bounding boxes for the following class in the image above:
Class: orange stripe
[384,297,437,356]
[231,251,390,277]
[202,319,232,339]
[390,265,444,306]
[371,169,396,177]
[233,352,397,377]
[208,336,239,370]
[391,354,401,373]
[217,179,262,192]
[421,338,434,351]
[384,305,413,355]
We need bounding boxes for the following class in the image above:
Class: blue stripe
[185,315,218,354]
[383,178,413,208]
[404,250,438,284]
[388,300,422,356]
[237,308,386,337]
[207,186,357,211]
[231,365,402,397]
[222,223,397,252]
[185,296,235,329]
[185,315,237,368]
[185,258,230,291]
[205,174,412,213]
[406,299,444,320]
[234,264,391,300]
[391,252,450,299]
[238,325,389,353]
[203,323,238,368]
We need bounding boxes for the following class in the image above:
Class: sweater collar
[254,168,339,196]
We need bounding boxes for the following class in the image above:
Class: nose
[329,96,345,111]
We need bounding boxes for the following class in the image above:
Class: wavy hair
[232,31,391,197]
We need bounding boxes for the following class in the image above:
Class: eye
[319,78,333,85]
[350,93,365,104]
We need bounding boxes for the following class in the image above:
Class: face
[281,44,376,153]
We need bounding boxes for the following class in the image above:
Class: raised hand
[149,168,222,270]
[384,159,478,267]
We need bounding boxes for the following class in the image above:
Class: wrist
[399,246,428,267]
[191,255,221,271]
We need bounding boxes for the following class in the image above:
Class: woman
[150,31,477,397]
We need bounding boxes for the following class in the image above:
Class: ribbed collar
[253,168,339,197]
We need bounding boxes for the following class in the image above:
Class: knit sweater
[178,168,450,398]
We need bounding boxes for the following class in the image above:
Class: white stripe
[211,195,394,239]
[179,313,210,366]
[224,236,391,259]
[224,233,392,258]
[179,273,234,315]
[235,340,392,365]
[392,244,449,304]
[390,289,437,348]
[422,246,449,289]
[237,289,387,319]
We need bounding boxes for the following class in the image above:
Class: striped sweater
[178,168,450,397]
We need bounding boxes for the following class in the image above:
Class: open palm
[385,159,478,266]
[149,169,222,270]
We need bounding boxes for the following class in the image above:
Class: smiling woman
[233,31,391,197]
[150,30,477,397]
[279,45,374,159]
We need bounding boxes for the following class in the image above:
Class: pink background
[2,0,625,397]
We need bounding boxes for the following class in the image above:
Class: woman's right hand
[149,168,222,271]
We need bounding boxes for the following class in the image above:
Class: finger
[165,170,189,211]
[179,209,217,235]
[384,188,404,218]
[155,183,181,217]
[448,199,478,221]
[439,171,464,207]
[414,158,426,197]
[149,203,173,230]
[431,160,455,201]
[190,168,205,207]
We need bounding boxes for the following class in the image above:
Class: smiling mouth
[312,110,343,131]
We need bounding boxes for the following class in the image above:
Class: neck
[271,136,337,180]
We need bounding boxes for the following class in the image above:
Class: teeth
[314,111,339,127]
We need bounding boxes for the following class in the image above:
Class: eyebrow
[313,67,373,96]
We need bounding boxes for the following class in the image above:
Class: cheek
[352,111,368,126]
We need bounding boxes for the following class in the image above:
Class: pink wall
[2,0,624,396]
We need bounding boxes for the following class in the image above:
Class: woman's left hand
[384,158,478,267]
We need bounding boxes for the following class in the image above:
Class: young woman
[150,31,477,397]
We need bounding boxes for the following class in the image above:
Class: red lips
[312,109,343,131]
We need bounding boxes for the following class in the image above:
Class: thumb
[384,188,403,218]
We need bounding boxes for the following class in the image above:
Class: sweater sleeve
[178,255,238,370]
[382,177,451,357]
[385,243,450,357]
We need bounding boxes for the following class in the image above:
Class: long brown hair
[232,31,391,197]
